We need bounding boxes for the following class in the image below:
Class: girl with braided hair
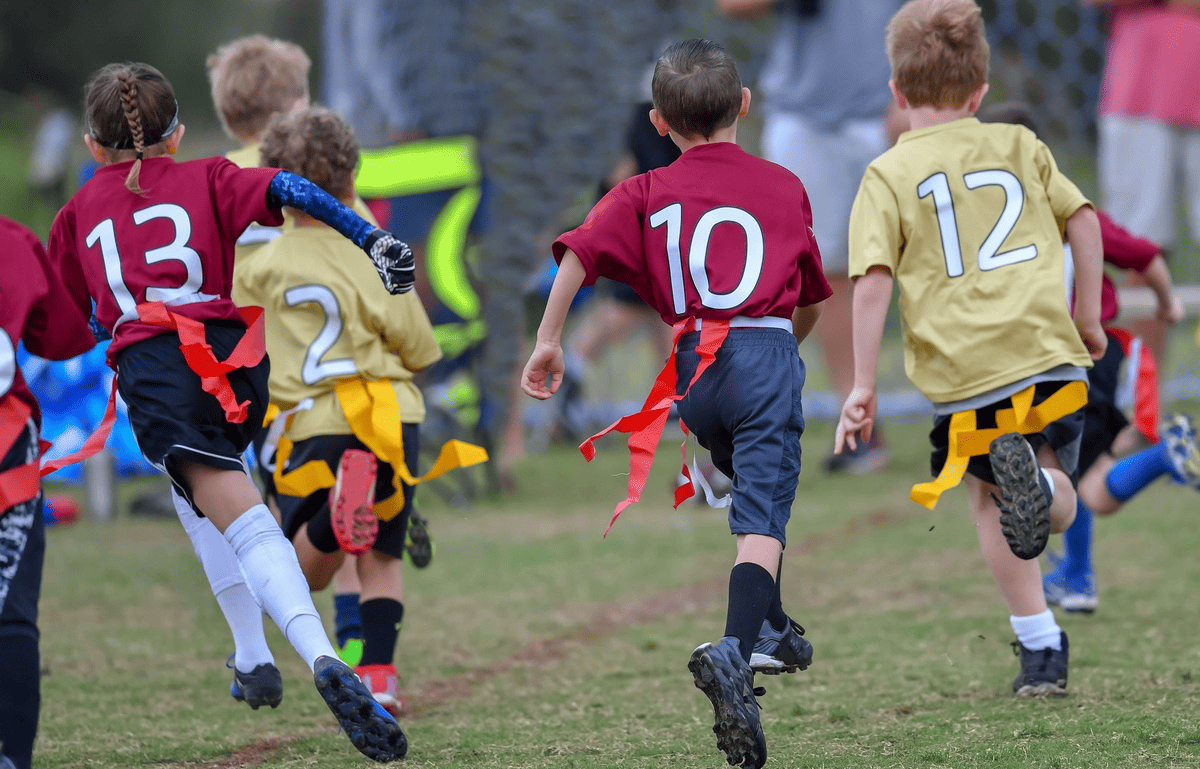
[46,62,412,763]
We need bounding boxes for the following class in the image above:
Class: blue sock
[1059,498,1093,582]
[333,593,362,647]
[1105,443,1174,502]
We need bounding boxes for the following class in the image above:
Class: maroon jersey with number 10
[48,156,284,367]
[554,142,831,323]
[0,216,95,431]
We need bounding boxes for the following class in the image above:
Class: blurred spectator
[717,0,905,475]
[1088,0,1200,367]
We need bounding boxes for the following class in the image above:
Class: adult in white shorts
[1094,0,1200,364]
[718,0,905,473]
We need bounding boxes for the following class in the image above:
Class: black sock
[765,555,788,631]
[0,633,39,769]
[306,507,340,554]
[360,598,404,666]
[724,562,776,664]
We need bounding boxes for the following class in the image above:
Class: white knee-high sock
[173,490,274,671]
[223,504,337,670]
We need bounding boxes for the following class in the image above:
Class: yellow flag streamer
[272,378,488,520]
[910,381,1088,510]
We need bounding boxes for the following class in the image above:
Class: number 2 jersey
[848,117,1094,404]
[553,142,831,323]
[47,156,285,367]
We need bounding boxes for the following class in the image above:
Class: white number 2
[283,285,357,386]
[0,330,14,398]
[649,203,765,314]
[917,169,1038,278]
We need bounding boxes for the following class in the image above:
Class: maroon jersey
[1098,209,1160,325]
[48,156,284,366]
[554,142,831,324]
[0,216,95,431]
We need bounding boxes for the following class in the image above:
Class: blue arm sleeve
[266,171,375,247]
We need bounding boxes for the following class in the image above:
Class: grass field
[32,405,1200,769]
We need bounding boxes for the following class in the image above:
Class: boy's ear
[649,108,672,137]
[738,87,751,118]
[164,124,186,155]
[83,134,108,165]
[967,82,990,113]
[889,80,908,110]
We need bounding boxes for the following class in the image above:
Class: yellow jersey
[848,117,1093,403]
[232,226,442,439]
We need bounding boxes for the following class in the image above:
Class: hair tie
[135,150,144,161]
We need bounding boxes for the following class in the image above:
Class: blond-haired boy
[836,0,1106,697]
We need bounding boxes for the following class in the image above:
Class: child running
[522,38,828,769]
[979,102,1200,614]
[0,216,96,769]
[836,0,1106,697]
[46,61,411,762]
[234,105,443,716]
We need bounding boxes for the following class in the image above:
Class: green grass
[33,408,1200,768]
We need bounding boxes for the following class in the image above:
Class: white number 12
[917,169,1038,278]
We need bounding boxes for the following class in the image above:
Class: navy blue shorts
[275,426,420,559]
[674,328,805,546]
[930,380,1085,486]
[116,323,270,510]
[0,420,44,642]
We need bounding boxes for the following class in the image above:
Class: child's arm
[835,266,893,454]
[521,250,587,400]
[1065,205,1108,359]
[1141,254,1186,325]
[792,303,822,344]
[266,171,415,295]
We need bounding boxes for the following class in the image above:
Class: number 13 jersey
[554,141,831,323]
[48,156,285,367]
[848,117,1094,403]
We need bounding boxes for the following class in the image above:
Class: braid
[116,68,146,194]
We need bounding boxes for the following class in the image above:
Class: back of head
[651,38,742,140]
[207,35,311,141]
[977,101,1042,138]
[85,62,179,194]
[260,105,359,201]
[887,0,989,108]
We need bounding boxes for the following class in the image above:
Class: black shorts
[0,420,44,641]
[930,380,1086,486]
[275,426,420,559]
[1078,332,1130,476]
[116,323,270,509]
[675,328,805,546]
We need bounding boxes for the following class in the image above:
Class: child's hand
[1157,296,1186,326]
[835,387,877,455]
[521,340,565,400]
[1075,316,1108,360]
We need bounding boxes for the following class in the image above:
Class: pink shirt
[1098,4,1200,127]
[555,142,831,324]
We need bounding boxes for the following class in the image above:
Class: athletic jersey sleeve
[45,206,99,335]
[19,229,95,362]
[1098,209,1160,272]
[1034,138,1091,230]
[208,160,286,243]
[553,181,646,289]
[795,186,833,307]
[848,163,903,280]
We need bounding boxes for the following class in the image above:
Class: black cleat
[989,433,1051,560]
[1012,631,1069,697]
[750,617,813,675]
[405,510,434,569]
[228,656,283,710]
[313,655,408,762]
[688,637,767,769]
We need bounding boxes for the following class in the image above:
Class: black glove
[362,228,416,295]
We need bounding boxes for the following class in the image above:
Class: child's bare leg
[1035,444,1077,534]
[966,476,1049,616]
[182,461,337,670]
[1077,452,1121,516]
[293,521,346,591]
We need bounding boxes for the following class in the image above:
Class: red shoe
[355,663,405,716]
[330,450,378,556]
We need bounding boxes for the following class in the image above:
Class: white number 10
[649,203,765,314]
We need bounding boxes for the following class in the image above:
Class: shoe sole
[1014,681,1069,698]
[406,510,433,569]
[1058,595,1098,614]
[331,451,379,556]
[314,657,407,762]
[989,434,1050,560]
[749,651,811,675]
[688,644,766,769]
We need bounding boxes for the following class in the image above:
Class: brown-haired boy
[523,38,827,768]
[836,0,1106,697]
[208,34,310,149]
